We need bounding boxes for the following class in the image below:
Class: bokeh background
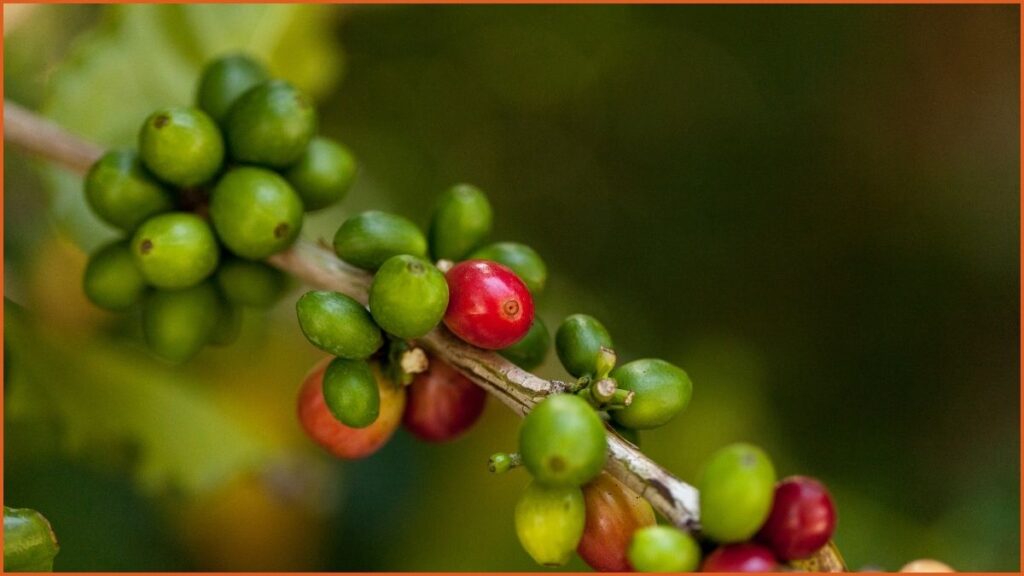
[3,4,1019,571]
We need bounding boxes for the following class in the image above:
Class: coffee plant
[2,53,959,573]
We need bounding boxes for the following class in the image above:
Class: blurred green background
[3,4,1019,571]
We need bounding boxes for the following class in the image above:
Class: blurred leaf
[5,300,282,495]
[39,4,344,251]
[3,506,59,572]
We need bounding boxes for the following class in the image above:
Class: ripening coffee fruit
[369,255,449,339]
[208,298,242,347]
[322,357,380,428]
[519,393,606,488]
[756,476,837,560]
[701,543,779,572]
[900,559,955,572]
[225,79,317,168]
[84,150,173,232]
[469,242,547,295]
[142,282,220,363]
[298,357,406,459]
[499,317,550,370]
[296,291,383,359]
[196,54,269,123]
[333,211,427,271]
[428,183,492,261]
[699,443,777,543]
[138,107,224,187]
[627,525,701,572]
[83,240,148,311]
[216,258,288,308]
[131,212,219,289]
[444,260,534,349]
[286,137,357,211]
[555,314,614,378]
[577,472,656,572]
[402,356,487,442]
[210,167,304,259]
[514,481,585,567]
[610,359,692,430]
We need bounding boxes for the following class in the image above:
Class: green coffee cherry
[196,54,269,123]
[296,291,383,359]
[209,301,242,347]
[209,167,304,259]
[84,150,173,232]
[83,241,148,311]
[555,314,614,378]
[499,317,550,370]
[609,359,692,430]
[138,107,224,187]
[368,255,448,339]
[216,258,288,308]
[333,211,428,271]
[225,79,317,168]
[142,282,220,363]
[322,357,380,428]
[627,526,701,572]
[698,443,777,543]
[285,137,357,211]
[514,481,585,567]
[131,212,219,289]
[519,394,606,487]
[3,506,59,572]
[469,242,547,295]
[428,184,492,261]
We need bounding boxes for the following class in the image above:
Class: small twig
[3,100,846,570]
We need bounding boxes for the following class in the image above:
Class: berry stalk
[3,99,846,572]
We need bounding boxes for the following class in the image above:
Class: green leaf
[4,300,282,496]
[4,506,59,572]
[39,4,343,251]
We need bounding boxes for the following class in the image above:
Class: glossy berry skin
[756,476,837,560]
[196,54,269,123]
[84,150,173,232]
[610,359,693,430]
[627,525,701,572]
[216,259,288,308]
[900,559,955,572]
[514,481,585,567]
[333,211,427,271]
[519,394,606,488]
[138,107,224,187]
[469,242,547,295]
[285,137,357,211]
[142,282,220,363]
[322,358,380,428]
[702,543,779,572]
[499,317,550,370]
[699,443,777,543]
[298,357,406,459]
[131,212,219,289]
[428,183,492,261]
[402,356,486,442]
[83,241,148,311]
[577,472,656,572]
[210,167,304,259]
[225,79,316,168]
[555,314,613,378]
[369,255,449,339]
[444,260,534,350]
[296,291,383,359]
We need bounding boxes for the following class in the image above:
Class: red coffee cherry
[403,357,487,442]
[756,475,837,560]
[297,357,406,459]
[577,472,656,572]
[443,260,534,349]
[701,543,779,572]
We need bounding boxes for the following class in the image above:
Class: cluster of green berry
[81,55,355,362]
